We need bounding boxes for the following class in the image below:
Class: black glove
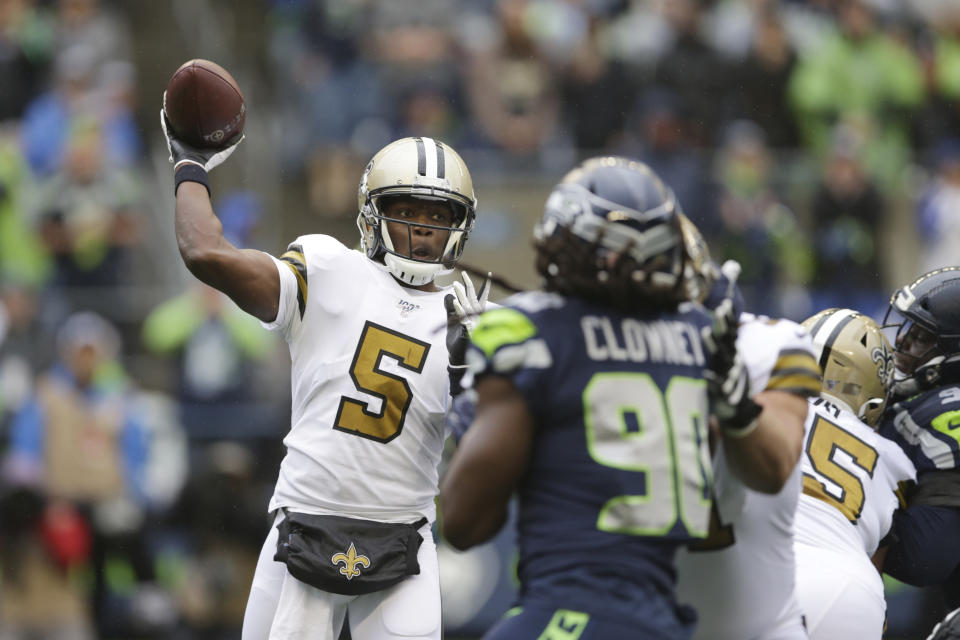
[160,102,243,173]
[702,265,761,436]
[928,607,960,640]
[445,293,470,397]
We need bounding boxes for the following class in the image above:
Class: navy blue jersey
[881,384,960,597]
[880,384,960,474]
[466,291,715,630]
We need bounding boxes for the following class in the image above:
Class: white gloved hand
[160,102,243,172]
[449,271,491,330]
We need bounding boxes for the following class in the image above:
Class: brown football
[163,59,246,149]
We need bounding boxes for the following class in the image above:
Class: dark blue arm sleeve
[885,504,960,586]
[445,391,477,445]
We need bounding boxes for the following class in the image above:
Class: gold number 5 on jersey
[334,321,431,443]
[801,415,879,522]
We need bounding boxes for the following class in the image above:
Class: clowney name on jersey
[260,234,452,523]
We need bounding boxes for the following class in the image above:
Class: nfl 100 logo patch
[396,298,422,318]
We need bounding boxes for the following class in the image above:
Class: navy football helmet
[927,606,960,640]
[883,266,960,399]
[533,156,690,312]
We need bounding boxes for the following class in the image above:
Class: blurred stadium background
[0,0,958,637]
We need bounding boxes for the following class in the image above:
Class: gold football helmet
[801,308,894,427]
[356,137,476,286]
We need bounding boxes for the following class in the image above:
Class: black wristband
[174,163,210,196]
[719,397,763,437]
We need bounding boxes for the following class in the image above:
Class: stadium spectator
[707,120,810,318]
[20,43,141,177]
[1,311,164,638]
[808,125,887,313]
[730,6,801,148]
[0,132,50,288]
[788,0,924,184]
[651,0,732,147]
[0,0,55,124]
[461,0,562,155]
[32,116,144,311]
[917,141,960,274]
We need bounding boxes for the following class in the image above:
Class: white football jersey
[795,398,916,557]
[793,397,915,639]
[677,314,820,640]
[260,234,452,523]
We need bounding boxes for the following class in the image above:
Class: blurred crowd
[0,1,288,639]
[269,0,960,319]
[0,0,959,638]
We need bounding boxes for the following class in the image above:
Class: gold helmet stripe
[280,244,308,317]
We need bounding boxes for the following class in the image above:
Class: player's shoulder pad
[471,305,539,358]
[507,290,565,315]
[738,314,821,397]
[468,302,552,376]
[277,234,352,318]
[897,384,960,430]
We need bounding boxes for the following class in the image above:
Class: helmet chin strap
[384,253,449,286]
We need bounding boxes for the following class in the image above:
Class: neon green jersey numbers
[584,373,712,538]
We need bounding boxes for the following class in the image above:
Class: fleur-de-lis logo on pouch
[331,542,370,580]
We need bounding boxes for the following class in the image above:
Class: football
[163,59,246,149]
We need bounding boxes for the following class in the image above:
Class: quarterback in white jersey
[676,312,821,640]
[161,124,484,640]
[794,309,916,640]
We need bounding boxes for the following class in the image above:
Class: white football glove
[702,260,761,436]
[160,101,243,173]
[449,271,491,330]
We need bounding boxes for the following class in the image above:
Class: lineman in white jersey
[795,308,916,640]
[672,222,820,640]
[160,123,488,640]
[676,312,820,640]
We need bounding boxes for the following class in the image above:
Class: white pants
[795,544,886,640]
[241,513,441,640]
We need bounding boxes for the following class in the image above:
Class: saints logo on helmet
[533,156,695,312]
[356,137,477,286]
[802,308,893,427]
